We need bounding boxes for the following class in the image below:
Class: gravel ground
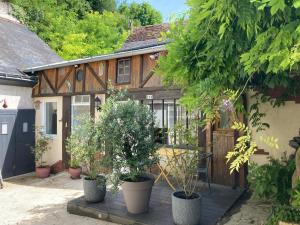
[218,191,272,225]
[0,172,117,225]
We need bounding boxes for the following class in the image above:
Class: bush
[96,91,157,190]
[266,205,300,225]
[33,127,51,167]
[248,157,295,204]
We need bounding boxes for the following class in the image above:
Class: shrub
[291,181,300,208]
[266,205,300,225]
[248,157,295,204]
[33,127,51,167]
[96,91,157,190]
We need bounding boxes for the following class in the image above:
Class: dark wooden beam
[57,67,73,92]
[42,71,55,93]
[82,64,86,93]
[139,55,144,87]
[90,93,95,118]
[55,68,59,93]
[105,61,109,89]
[73,68,76,93]
[38,73,42,95]
[86,63,106,89]
[140,70,155,88]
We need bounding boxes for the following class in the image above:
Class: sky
[125,0,189,21]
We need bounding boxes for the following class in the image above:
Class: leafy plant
[291,180,300,207]
[248,157,295,204]
[266,205,300,225]
[33,127,51,168]
[167,123,200,199]
[66,114,102,179]
[96,90,157,191]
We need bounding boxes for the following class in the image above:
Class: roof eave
[23,44,166,73]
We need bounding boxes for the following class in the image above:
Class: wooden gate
[212,129,247,187]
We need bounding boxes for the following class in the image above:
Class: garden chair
[197,152,213,192]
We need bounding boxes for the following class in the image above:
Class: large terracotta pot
[69,167,81,179]
[36,166,51,178]
[172,191,202,225]
[121,175,154,214]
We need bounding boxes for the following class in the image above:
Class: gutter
[23,44,166,73]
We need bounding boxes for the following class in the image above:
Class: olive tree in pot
[33,127,51,178]
[97,91,157,214]
[168,123,202,225]
[70,114,106,202]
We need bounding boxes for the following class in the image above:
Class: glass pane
[23,122,28,133]
[72,105,90,128]
[45,102,57,135]
[125,60,130,67]
[119,67,124,75]
[82,95,90,103]
[124,66,130,75]
[1,123,8,135]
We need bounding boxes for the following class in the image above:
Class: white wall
[0,84,33,109]
[248,92,300,165]
[34,96,63,166]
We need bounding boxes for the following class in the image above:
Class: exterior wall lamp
[95,96,102,112]
[0,99,7,109]
[149,52,160,60]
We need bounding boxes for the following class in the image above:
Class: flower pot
[172,191,202,225]
[121,176,154,214]
[83,176,106,203]
[69,167,81,179]
[35,166,51,178]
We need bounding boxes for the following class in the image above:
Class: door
[0,110,35,179]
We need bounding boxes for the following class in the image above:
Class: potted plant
[33,127,51,178]
[66,128,82,179]
[97,91,157,214]
[71,114,106,202]
[168,123,202,225]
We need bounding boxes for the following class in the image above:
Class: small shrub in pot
[71,114,107,203]
[96,90,158,214]
[168,123,202,225]
[33,127,51,178]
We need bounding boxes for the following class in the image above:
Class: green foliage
[33,127,51,167]
[11,0,128,60]
[167,123,200,198]
[96,90,157,190]
[266,205,300,225]
[118,2,162,26]
[248,157,295,204]
[291,181,300,207]
[65,114,102,179]
[226,122,258,174]
[87,0,116,13]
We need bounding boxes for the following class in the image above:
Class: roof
[118,23,169,52]
[23,23,169,73]
[24,45,166,73]
[0,17,62,85]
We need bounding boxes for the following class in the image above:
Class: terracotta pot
[121,175,154,214]
[69,167,81,179]
[172,191,202,225]
[36,166,51,178]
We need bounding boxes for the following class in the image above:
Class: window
[72,95,90,127]
[117,58,131,84]
[45,102,57,135]
[0,123,8,135]
[22,122,28,133]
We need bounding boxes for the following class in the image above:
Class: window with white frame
[117,58,131,84]
[72,95,90,128]
[45,102,57,135]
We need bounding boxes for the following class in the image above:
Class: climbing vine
[158,0,300,171]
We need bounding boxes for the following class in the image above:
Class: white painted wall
[248,92,300,165]
[34,96,63,166]
[0,84,33,109]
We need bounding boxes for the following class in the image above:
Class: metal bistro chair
[197,152,213,192]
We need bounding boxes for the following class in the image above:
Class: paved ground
[0,172,271,225]
[217,191,272,225]
[0,172,117,225]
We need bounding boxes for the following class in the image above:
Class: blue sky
[124,0,189,21]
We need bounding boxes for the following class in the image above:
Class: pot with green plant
[71,114,107,202]
[33,127,51,178]
[167,123,202,225]
[97,91,157,214]
[66,130,82,179]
